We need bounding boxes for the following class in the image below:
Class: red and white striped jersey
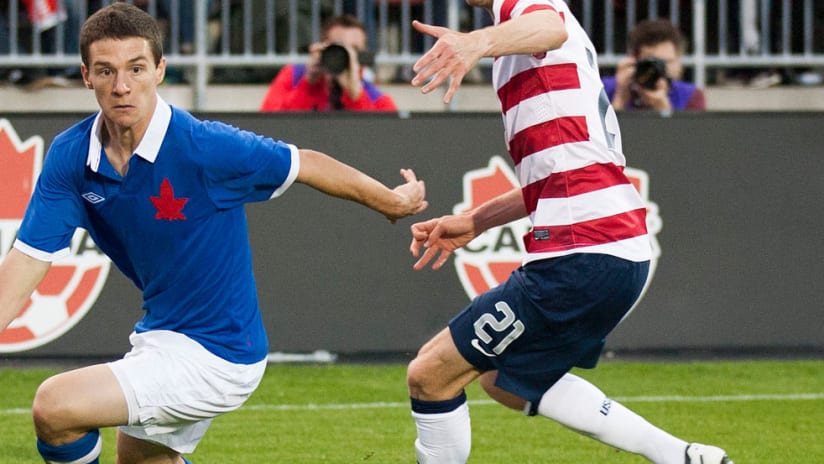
[491,0,652,264]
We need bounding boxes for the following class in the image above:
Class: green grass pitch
[0,359,821,463]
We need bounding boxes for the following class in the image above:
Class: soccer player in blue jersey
[0,3,426,464]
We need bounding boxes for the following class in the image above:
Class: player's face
[81,37,166,131]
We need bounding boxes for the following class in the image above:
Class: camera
[319,43,375,75]
[634,56,668,90]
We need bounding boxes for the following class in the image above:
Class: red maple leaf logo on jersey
[150,178,187,221]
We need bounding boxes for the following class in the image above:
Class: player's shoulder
[511,0,564,12]
[168,105,199,130]
[172,108,269,163]
[51,113,96,150]
[178,108,247,143]
[169,106,240,147]
[44,113,97,169]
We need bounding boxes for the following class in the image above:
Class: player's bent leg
[32,364,128,463]
[478,371,528,412]
[407,327,480,401]
[116,431,187,464]
[536,373,690,464]
[408,328,480,464]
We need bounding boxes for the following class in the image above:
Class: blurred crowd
[1,1,822,93]
[572,0,824,88]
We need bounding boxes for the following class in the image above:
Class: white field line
[241,392,824,412]
[1,392,821,416]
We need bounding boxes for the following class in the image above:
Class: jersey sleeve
[15,145,84,261]
[197,121,300,209]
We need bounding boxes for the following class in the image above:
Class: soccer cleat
[685,443,733,464]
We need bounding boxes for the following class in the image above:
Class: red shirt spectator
[260,63,397,112]
[259,14,397,112]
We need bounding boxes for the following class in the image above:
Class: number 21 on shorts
[471,301,524,357]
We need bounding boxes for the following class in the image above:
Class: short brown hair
[321,14,366,41]
[80,2,164,67]
[629,19,685,56]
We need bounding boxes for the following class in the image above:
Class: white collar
[86,96,172,173]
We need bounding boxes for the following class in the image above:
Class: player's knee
[406,356,438,399]
[32,377,71,440]
[406,356,426,395]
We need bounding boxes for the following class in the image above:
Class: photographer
[260,14,397,112]
[602,19,706,112]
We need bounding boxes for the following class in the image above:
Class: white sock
[412,399,471,463]
[536,373,687,464]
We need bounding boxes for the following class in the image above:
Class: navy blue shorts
[449,253,650,406]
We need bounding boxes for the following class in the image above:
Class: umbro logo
[82,192,105,204]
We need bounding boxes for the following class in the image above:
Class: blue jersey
[15,99,299,363]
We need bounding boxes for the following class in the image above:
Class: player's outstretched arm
[411,9,567,103]
[410,214,476,271]
[410,188,527,270]
[0,248,51,332]
[296,149,427,223]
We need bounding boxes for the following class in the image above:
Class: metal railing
[2,0,822,110]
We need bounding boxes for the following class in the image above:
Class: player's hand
[387,168,428,223]
[410,20,484,104]
[409,213,476,271]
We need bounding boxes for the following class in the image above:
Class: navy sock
[410,390,467,414]
[37,429,101,464]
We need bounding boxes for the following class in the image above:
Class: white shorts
[107,330,267,454]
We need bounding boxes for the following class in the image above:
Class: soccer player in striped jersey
[0,3,426,464]
[406,1,731,463]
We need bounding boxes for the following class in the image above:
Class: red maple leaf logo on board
[453,156,525,299]
[458,163,513,214]
[452,156,661,301]
[0,119,43,219]
[150,178,188,221]
[0,118,111,353]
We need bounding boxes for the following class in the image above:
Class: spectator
[1,0,82,88]
[260,14,397,112]
[141,0,211,83]
[603,18,706,112]
[159,0,205,55]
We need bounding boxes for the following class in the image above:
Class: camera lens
[320,44,350,75]
[634,57,667,90]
